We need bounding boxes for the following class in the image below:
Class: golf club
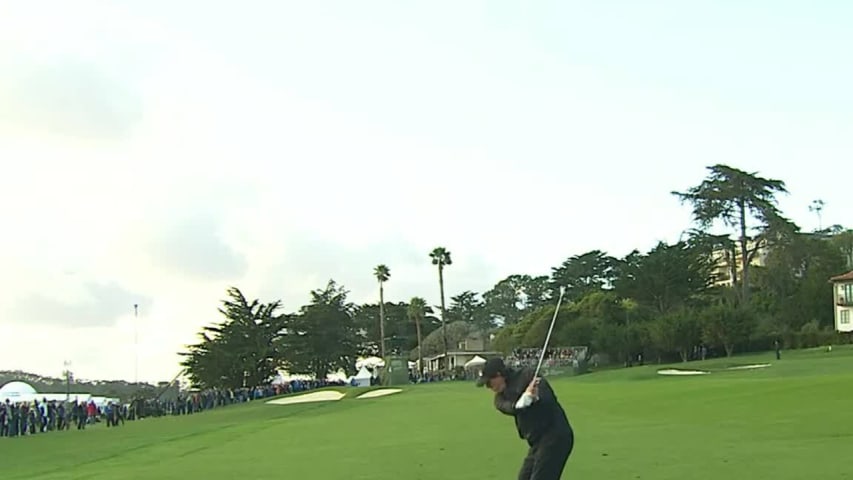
[533,286,566,379]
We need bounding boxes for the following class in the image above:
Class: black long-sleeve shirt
[493,367,573,445]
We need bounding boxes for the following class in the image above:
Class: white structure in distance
[0,381,118,407]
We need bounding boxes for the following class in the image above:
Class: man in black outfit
[477,357,574,480]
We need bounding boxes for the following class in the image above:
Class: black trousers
[518,430,574,480]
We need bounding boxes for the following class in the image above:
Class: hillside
[0,370,164,400]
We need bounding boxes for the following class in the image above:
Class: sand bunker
[266,391,345,405]
[356,388,402,399]
[657,368,710,376]
[727,364,771,370]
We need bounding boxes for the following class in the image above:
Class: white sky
[1,1,851,384]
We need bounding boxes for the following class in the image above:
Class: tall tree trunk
[728,245,738,289]
[439,264,449,369]
[415,315,424,377]
[379,282,386,359]
[738,200,750,302]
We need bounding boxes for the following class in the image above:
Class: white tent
[0,381,93,405]
[89,396,121,408]
[0,381,37,400]
[464,355,487,368]
[352,367,372,387]
[67,394,92,404]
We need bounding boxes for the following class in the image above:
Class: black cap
[476,357,507,387]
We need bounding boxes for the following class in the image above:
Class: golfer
[477,357,574,480]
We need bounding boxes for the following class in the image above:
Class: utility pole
[134,304,139,385]
[63,360,72,401]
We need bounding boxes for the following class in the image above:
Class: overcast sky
[1,1,850,384]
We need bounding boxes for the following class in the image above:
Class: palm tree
[373,264,391,359]
[407,297,427,377]
[621,297,638,365]
[429,247,452,368]
[809,199,825,231]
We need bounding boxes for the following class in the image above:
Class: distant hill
[0,370,177,402]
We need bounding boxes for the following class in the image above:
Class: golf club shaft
[534,286,566,378]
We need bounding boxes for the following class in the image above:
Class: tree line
[179,164,853,389]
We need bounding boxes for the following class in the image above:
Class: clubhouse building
[831,271,853,333]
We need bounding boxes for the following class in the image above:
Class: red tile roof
[830,271,853,282]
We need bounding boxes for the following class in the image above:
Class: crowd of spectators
[1,398,127,438]
[506,346,588,370]
[1,378,344,439]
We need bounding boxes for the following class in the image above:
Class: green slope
[3,347,852,479]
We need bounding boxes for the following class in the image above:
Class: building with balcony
[830,271,853,333]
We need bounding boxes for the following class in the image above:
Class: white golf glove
[514,392,536,410]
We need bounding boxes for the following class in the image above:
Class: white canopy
[274,370,348,383]
[355,356,385,369]
[464,355,487,368]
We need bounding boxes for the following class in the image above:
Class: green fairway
[4,347,852,479]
